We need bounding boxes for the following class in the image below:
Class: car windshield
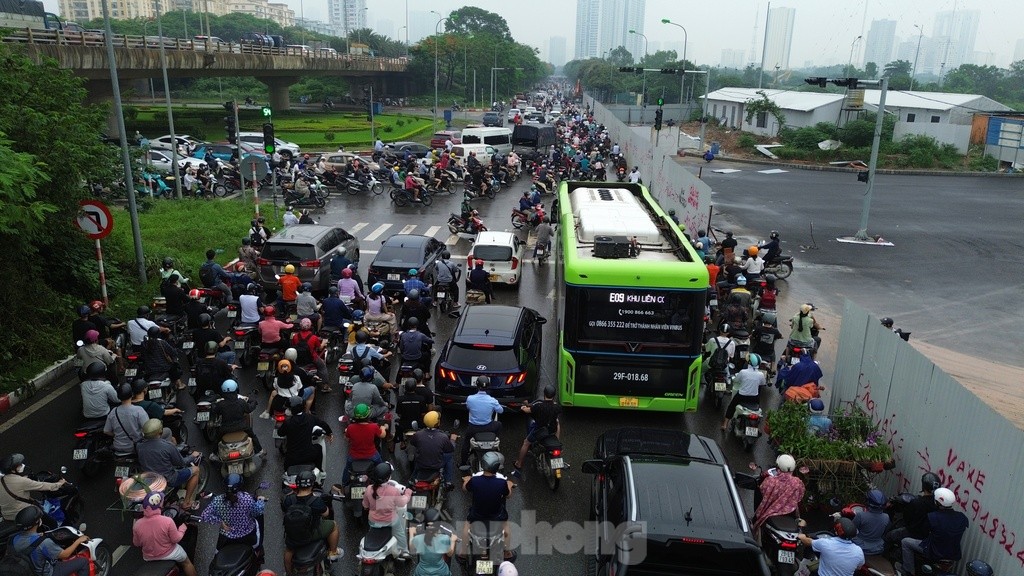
[261,243,315,262]
[446,344,519,371]
[474,245,512,261]
[376,245,423,266]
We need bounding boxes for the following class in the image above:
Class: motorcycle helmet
[476,375,490,389]
[15,505,42,529]
[341,268,353,279]
[200,313,212,326]
[162,257,174,269]
[295,469,316,489]
[776,454,796,473]
[277,359,293,374]
[188,288,202,300]
[77,304,91,316]
[289,395,305,412]
[373,462,394,484]
[808,398,825,414]
[337,247,347,257]
[299,318,312,330]
[221,379,239,394]
[921,472,941,492]
[355,330,369,344]
[725,231,734,238]
[205,340,219,355]
[284,264,296,274]
[413,368,425,381]
[247,283,259,295]
[352,310,365,321]
[866,489,886,511]
[142,418,164,439]
[241,237,251,245]
[1,453,25,474]
[263,305,276,317]
[543,385,556,399]
[137,305,152,317]
[147,325,162,339]
[481,451,503,473]
[85,361,107,378]
[441,250,451,260]
[423,507,441,525]
[361,367,375,381]
[89,300,105,312]
[406,316,420,330]
[284,348,298,362]
[404,378,418,393]
[328,286,339,296]
[934,487,956,508]
[966,560,994,576]
[770,231,780,240]
[371,282,385,295]
[880,317,894,328]
[748,353,761,367]
[423,411,441,428]
[760,312,778,326]
[225,473,243,494]
[117,382,134,401]
[736,275,747,286]
[408,268,418,277]
[498,561,519,576]
[833,517,858,540]
[353,403,370,420]
[407,289,420,301]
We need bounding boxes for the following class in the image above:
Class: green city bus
[555,182,707,412]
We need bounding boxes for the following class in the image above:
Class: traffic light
[857,171,869,183]
[618,67,642,74]
[261,106,272,118]
[224,115,237,144]
[805,77,828,88]
[833,77,860,89]
[262,123,275,154]
[654,109,664,131]
[659,68,677,74]
[657,97,664,106]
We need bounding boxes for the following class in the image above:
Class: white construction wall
[893,122,972,153]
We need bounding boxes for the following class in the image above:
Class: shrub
[782,126,831,150]
[737,134,758,148]
[395,119,405,127]
[323,131,335,142]
[382,125,394,133]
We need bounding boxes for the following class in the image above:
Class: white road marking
[0,379,77,434]
[363,223,392,242]
[757,169,789,174]
[349,222,368,234]
[712,168,742,174]
[425,225,442,238]
[445,235,461,245]
[398,224,417,235]
[112,545,130,566]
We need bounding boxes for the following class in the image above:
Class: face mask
[15,464,25,474]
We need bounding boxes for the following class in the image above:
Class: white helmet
[934,487,956,508]
[497,561,518,576]
[284,348,298,362]
[776,454,796,473]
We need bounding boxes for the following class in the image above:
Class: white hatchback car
[467,231,527,287]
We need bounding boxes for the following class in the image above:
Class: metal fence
[832,299,1024,573]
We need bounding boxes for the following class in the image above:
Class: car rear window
[446,344,519,371]
[474,245,512,261]
[376,245,422,265]
[261,243,316,262]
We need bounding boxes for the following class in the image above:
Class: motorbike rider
[194,312,237,365]
[363,462,412,558]
[760,231,782,263]
[467,259,493,304]
[184,289,211,330]
[160,274,189,320]
[751,313,782,367]
[411,411,456,489]
[263,359,314,419]
[238,237,260,272]
[132,491,198,576]
[128,306,168,349]
[753,454,805,530]
[462,451,513,559]
[899,488,969,576]
[722,353,766,430]
[796,517,864,576]
[404,269,432,306]
[329,247,352,282]
[200,472,265,552]
[885,473,940,548]
[322,286,355,330]
[512,385,561,477]
[534,217,554,258]
[137,419,202,510]
[87,299,126,353]
[192,340,234,400]
[716,230,738,265]
[11,505,91,576]
[160,257,190,288]
[409,508,457,576]
[290,317,328,386]
[727,275,754,310]
[396,378,430,440]
[342,403,387,488]
[350,330,394,373]
[399,317,434,374]
[277,264,302,313]
[788,304,821,353]
[140,325,185,391]
[80,361,118,421]
[347,365,390,419]
[0,455,68,528]
[703,323,737,380]
[278,395,334,470]
[103,382,149,456]
[807,398,834,435]
[461,376,504,466]
[239,283,265,326]
[337,268,364,308]
[213,379,264,456]
[130,378,185,443]
[627,166,641,184]
[404,170,424,202]
[434,251,462,309]
[199,249,233,308]
[850,489,890,556]
[282,469,343,571]
[258,305,293,349]
[742,245,765,283]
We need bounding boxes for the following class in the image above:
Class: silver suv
[257,225,360,293]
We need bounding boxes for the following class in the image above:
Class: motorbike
[615,166,627,182]
[525,427,564,491]
[344,175,378,196]
[231,323,260,368]
[145,374,176,406]
[72,420,113,478]
[456,473,517,576]
[464,175,499,199]
[390,184,434,207]
[0,519,112,576]
[729,401,763,451]
[356,524,403,576]
[763,255,794,280]
[511,205,544,230]
[447,213,487,239]
[194,390,222,443]
[433,282,456,315]
[341,459,376,519]
[281,428,329,491]
[284,185,328,210]
[730,328,752,367]
[210,425,261,479]
[256,347,284,393]
[467,430,501,474]
[138,506,199,575]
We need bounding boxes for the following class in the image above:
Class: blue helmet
[221,379,239,393]
[352,309,365,321]
[371,282,385,294]
[866,489,886,510]
[361,366,375,381]
[225,473,243,493]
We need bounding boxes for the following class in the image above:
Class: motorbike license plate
[124,368,137,378]
[229,463,243,475]
[778,550,795,564]
[188,377,196,388]
[148,388,163,399]
[411,495,428,509]
[476,560,493,574]
[114,466,130,478]
[181,341,194,350]
[387,274,400,281]
[227,310,237,318]
[257,362,269,372]
[234,340,246,349]
[714,381,727,392]
[196,411,210,422]
[436,291,446,299]
[550,457,565,469]
[618,396,639,408]
[350,486,366,499]
[745,426,760,437]
[73,448,88,460]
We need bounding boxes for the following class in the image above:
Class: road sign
[75,199,113,240]
[261,106,272,117]
[240,155,269,182]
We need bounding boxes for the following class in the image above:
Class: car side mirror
[581,459,603,474]
[535,316,547,325]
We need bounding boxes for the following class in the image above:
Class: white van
[450,144,497,165]
[461,127,512,156]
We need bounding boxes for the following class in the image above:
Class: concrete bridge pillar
[85,80,120,135]
[257,76,299,112]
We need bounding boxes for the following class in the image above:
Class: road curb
[690,154,1024,177]
[0,356,77,415]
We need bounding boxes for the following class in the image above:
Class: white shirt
[128,317,158,346]
[627,170,641,183]
[445,139,453,151]
[734,366,766,396]
[743,256,765,274]
[283,212,299,227]
[239,294,261,324]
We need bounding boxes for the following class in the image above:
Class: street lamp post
[431,11,449,131]
[661,19,688,109]
[143,19,155,102]
[629,29,648,123]
[155,0,182,200]
[910,24,924,91]
[846,35,862,77]
[398,26,407,56]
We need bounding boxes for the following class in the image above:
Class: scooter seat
[472,431,498,443]
[221,430,249,443]
[292,540,326,566]
[76,419,106,433]
[210,543,255,571]
[363,526,393,552]
[766,515,800,532]
[540,434,562,450]
[351,460,375,474]
[413,469,441,483]
[135,560,179,576]
[286,464,316,477]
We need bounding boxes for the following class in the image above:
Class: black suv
[367,234,447,295]
[482,111,504,127]
[582,428,770,576]
[434,305,546,409]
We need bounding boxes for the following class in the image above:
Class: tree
[640,50,678,69]
[744,90,787,135]
[447,7,512,41]
[942,64,1003,98]
[607,46,633,66]
[864,62,878,79]
[883,59,912,78]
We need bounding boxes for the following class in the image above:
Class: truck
[0,0,63,31]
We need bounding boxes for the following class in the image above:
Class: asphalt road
[682,159,1024,365]
[3,176,815,576]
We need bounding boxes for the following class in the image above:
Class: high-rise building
[58,0,294,27]
[574,0,645,62]
[549,36,568,67]
[408,10,434,45]
[721,49,747,69]
[328,0,367,37]
[762,6,796,71]
[574,0,601,60]
[932,9,980,73]
[1015,39,1024,63]
[863,19,896,67]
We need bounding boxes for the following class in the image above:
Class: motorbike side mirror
[453,419,461,428]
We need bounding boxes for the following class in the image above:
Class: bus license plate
[436,292,446,299]
[778,550,795,564]
[124,368,137,378]
[411,495,427,509]
[257,362,269,372]
[148,388,163,399]
[618,397,639,408]
[73,449,88,460]
[227,310,237,318]
[714,381,727,392]
[196,411,210,422]
[476,561,493,574]
[234,340,246,349]
[745,426,760,437]
[350,486,366,499]
[387,274,400,281]
[182,341,194,350]
[550,457,564,469]
[115,466,130,478]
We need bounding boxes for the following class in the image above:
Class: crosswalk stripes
[362,223,392,242]
[342,221,555,264]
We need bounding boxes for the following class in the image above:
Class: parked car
[385,141,432,158]
[237,132,300,158]
[366,234,447,295]
[466,231,526,287]
[146,149,207,174]
[150,134,198,152]
[582,428,771,576]
[257,225,360,293]
[433,305,546,409]
[481,111,504,127]
[429,130,462,149]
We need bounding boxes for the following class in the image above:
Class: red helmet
[341,268,353,279]
[263,305,275,317]
[188,289,201,299]
[89,300,105,312]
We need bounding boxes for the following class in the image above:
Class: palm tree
[882,60,912,78]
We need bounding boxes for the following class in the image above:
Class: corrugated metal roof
[861,90,1012,113]
[702,88,845,112]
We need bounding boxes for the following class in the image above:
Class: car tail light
[257,258,270,266]
[516,372,526,383]
[300,260,319,269]
[74,431,88,439]
[677,537,706,544]
[228,451,241,459]
[511,256,519,270]
[780,540,798,550]
[550,449,562,457]
[472,343,495,349]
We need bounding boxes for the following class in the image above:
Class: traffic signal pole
[233,101,241,160]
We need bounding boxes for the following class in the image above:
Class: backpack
[0,534,46,576]
[283,501,320,544]
[293,332,314,366]
[708,338,731,371]
[199,261,217,288]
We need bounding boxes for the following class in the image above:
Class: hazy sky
[43,0,1024,66]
